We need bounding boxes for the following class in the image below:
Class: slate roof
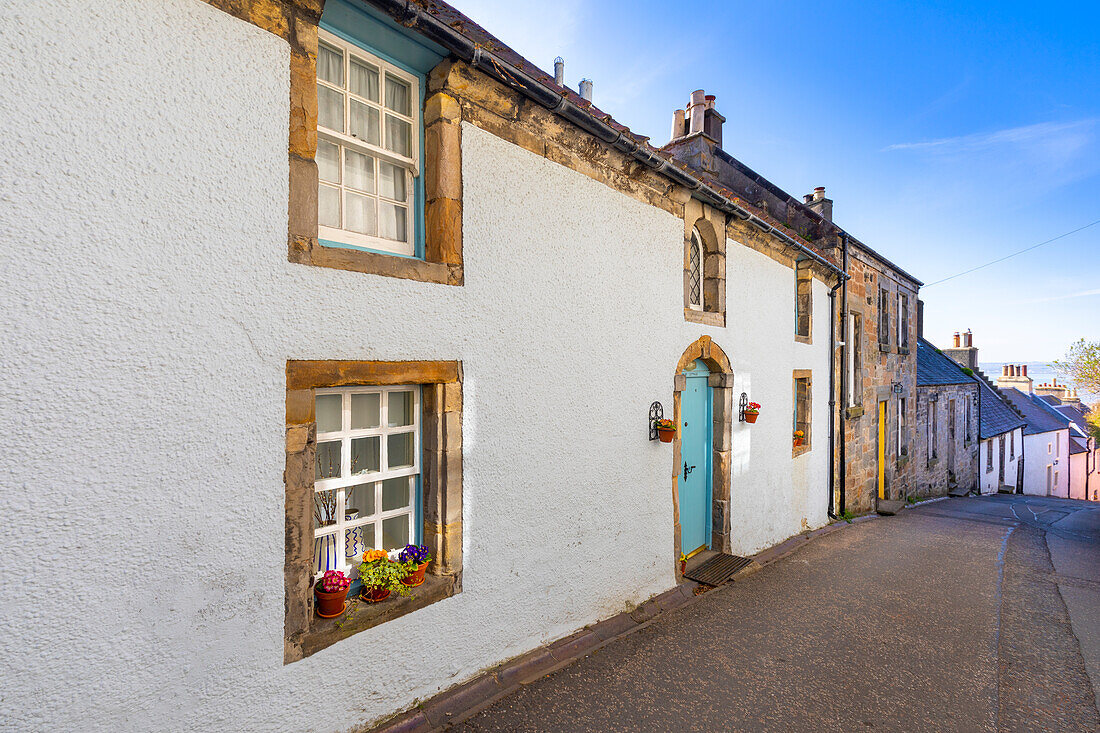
[377,0,859,279]
[1001,388,1071,436]
[1053,403,1088,425]
[1070,435,1088,455]
[971,369,1027,440]
[917,339,975,386]
[1037,395,1060,406]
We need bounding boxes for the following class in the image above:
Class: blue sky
[454,0,1100,362]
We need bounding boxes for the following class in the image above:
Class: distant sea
[979,362,1098,407]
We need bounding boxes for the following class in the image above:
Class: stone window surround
[845,308,864,418]
[288,16,463,285]
[683,203,726,327]
[794,261,813,345]
[792,369,812,458]
[671,336,733,579]
[285,360,462,662]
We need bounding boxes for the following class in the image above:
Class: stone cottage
[0,0,868,730]
[942,331,1027,494]
[915,338,979,496]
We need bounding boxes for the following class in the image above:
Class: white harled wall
[0,1,832,730]
[1021,430,1071,496]
[978,428,1023,494]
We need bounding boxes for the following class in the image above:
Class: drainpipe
[828,274,843,519]
[837,233,850,517]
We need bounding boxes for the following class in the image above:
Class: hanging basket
[656,427,676,443]
[744,412,759,424]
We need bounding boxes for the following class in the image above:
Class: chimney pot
[953,332,961,347]
[688,89,706,134]
[579,78,593,102]
[671,108,686,140]
[1022,365,1028,377]
[1002,365,1008,376]
[554,56,564,87]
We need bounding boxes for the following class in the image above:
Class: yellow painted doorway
[877,400,886,500]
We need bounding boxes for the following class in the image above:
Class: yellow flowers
[362,549,388,563]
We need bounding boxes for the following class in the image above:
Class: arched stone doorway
[672,336,733,578]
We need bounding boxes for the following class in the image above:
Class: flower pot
[793,437,804,447]
[361,586,391,603]
[401,561,429,587]
[657,427,675,443]
[744,412,759,424]
[314,584,349,618]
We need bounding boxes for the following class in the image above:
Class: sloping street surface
[458,495,1100,732]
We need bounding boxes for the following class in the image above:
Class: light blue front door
[680,359,712,556]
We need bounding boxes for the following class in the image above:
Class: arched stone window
[687,227,703,311]
[683,212,725,326]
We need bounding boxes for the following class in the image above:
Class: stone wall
[913,383,980,497]
[839,251,920,511]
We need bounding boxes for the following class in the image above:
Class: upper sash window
[316,31,420,256]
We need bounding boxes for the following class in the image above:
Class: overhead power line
[923,218,1100,287]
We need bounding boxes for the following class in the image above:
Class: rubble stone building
[915,339,979,496]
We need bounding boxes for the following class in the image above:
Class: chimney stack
[670,90,724,145]
[554,56,564,87]
[579,78,593,102]
[943,329,978,371]
[996,363,1033,393]
[804,186,833,222]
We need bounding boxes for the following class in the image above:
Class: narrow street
[458,495,1100,732]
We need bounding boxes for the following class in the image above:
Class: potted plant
[744,402,761,424]
[314,569,351,618]
[399,544,432,587]
[654,418,677,443]
[358,549,414,602]
[793,430,805,447]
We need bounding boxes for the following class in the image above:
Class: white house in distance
[998,366,1072,497]
[973,373,1026,494]
[1037,392,1099,501]
[0,0,861,730]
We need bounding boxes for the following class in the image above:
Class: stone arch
[672,336,734,579]
[683,210,726,324]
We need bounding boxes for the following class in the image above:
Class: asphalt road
[458,494,1100,732]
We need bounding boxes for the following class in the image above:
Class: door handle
[683,462,696,480]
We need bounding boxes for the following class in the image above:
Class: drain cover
[683,553,753,586]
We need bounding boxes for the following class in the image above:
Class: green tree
[1053,339,1100,398]
[1087,408,1100,441]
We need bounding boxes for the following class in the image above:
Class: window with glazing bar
[316,31,420,256]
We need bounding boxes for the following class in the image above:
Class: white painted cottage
[0,0,846,730]
[998,368,1072,497]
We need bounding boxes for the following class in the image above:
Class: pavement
[456,494,1100,732]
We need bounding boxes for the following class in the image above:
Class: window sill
[299,571,461,660]
[928,458,939,467]
[684,308,725,327]
[898,346,910,355]
[879,343,891,353]
[897,455,909,469]
[289,239,463,286]
[846,405,864,419]
[794,334,813,346]
[792,444,811,458]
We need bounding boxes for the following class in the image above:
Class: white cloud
[1018,288,1100,305]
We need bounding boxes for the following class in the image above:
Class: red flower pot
[657,427,675,443]
[401,562,429,587]
[744,412,759,424]
[314,584,349,618]
[793,437,804,447]
[361,586,391,603]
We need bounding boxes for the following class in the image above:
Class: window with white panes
[313,386,420,577]
[317,31,419,256]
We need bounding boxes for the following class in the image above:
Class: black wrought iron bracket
[738,392,749,423]
[649,401,664,441]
